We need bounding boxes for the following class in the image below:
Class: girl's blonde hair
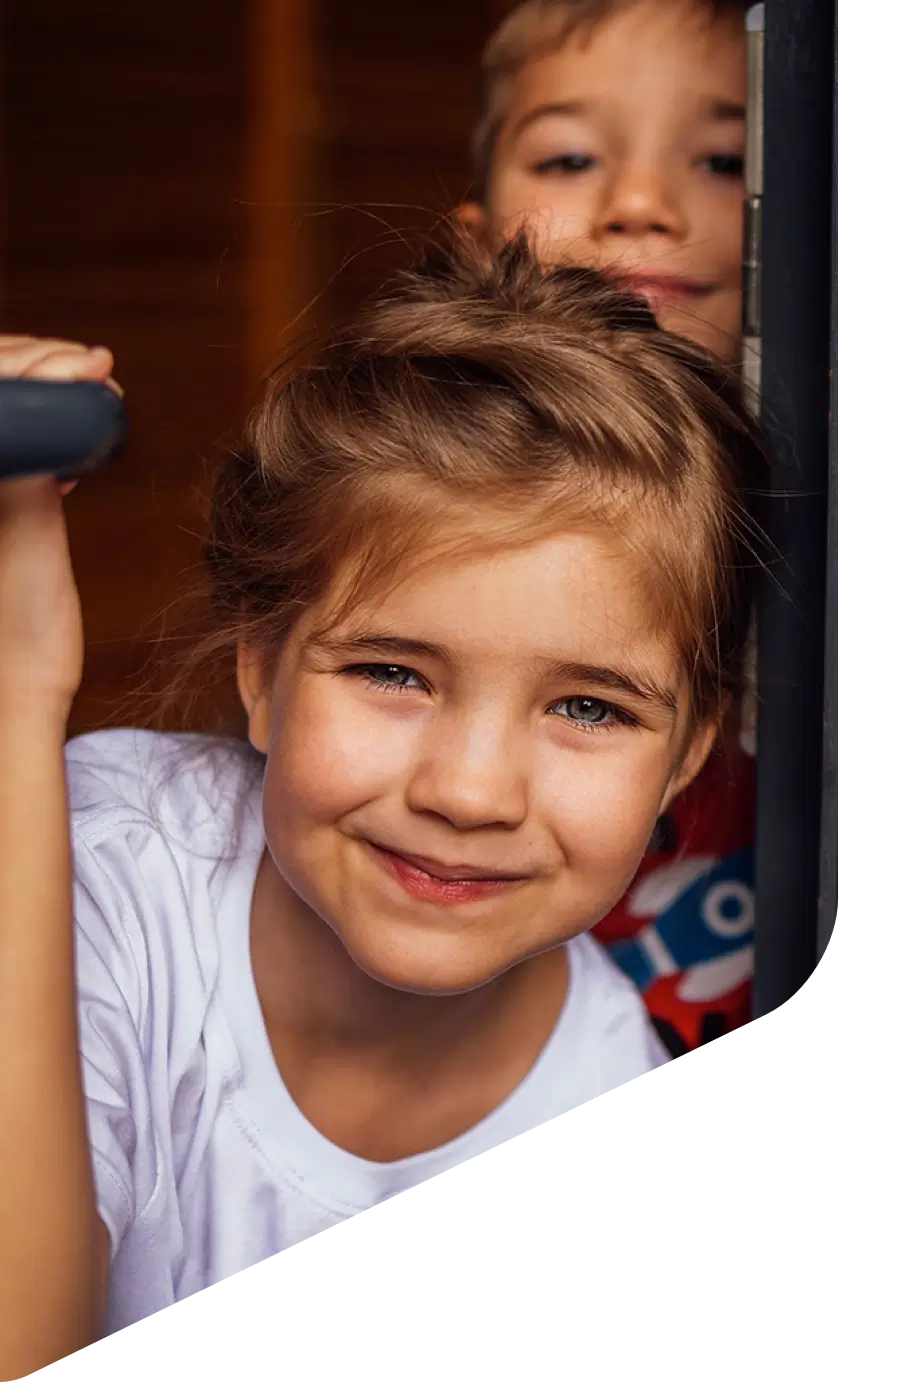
[471,0,749,199]
[187,232,766,732]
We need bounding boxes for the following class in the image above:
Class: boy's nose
[591,161,687,241]
[404,718,528,832]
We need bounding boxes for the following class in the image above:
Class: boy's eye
[533,152,598,176]
[699,151,745,179]
[547,696,633,731]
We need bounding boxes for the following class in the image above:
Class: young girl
[0,236,766,1374]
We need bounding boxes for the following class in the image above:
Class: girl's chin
[338,927,515,999]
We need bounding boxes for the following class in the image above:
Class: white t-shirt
[67,730,669,1335]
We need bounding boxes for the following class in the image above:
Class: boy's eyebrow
[508,97,745,143]
[311,634,678,716]
[508,100,590,141]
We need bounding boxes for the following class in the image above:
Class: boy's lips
[613,273,716,306]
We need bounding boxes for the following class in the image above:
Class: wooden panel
[246,0,322,382]
[3,0,252,733]
[1,0,499,734]
[315,0,494,325]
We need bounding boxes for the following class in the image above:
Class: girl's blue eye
[548,697,628,730]
[356,663,424,691]
[534,152,598,176]
[700,152,744,179]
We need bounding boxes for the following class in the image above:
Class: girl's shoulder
[65,728,262,856]
[67,733,265,1235]
[66,731,264,1035]
[564,932,671,1069]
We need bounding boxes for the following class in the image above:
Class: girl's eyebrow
[310,633,452,664]
[547,661,678,717]
[312,634,677,717]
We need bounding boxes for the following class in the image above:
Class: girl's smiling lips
[362,840,533,906]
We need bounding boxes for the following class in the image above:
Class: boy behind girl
[460,0,754,1054]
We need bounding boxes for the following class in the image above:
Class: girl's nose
[404,714,528,832]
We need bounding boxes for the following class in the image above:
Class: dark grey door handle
[0,379,128,481]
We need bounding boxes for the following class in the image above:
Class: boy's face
[464,2,746,361]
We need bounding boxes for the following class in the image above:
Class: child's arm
[0,338,114,1376]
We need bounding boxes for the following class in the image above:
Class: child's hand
[0,336,120,719]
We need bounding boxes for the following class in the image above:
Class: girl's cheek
[268,687,418,817]
[537,742,671,862]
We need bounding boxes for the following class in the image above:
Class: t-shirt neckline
[215,788,583,1215]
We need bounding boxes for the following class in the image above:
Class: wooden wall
[0,0,497,734]
[315,0,491,325]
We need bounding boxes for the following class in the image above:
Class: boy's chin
[657,302,742,364]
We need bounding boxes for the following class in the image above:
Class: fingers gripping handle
[0,380,128,481]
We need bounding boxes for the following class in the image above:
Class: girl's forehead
[326,529,672,662]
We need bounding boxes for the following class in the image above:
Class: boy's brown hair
[188,231,767,734]
[472,0,749,200]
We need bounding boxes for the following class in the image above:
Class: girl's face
[239,528,715,996]
[463,2,746,361]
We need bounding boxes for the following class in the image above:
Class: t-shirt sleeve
[72,835,160,1259]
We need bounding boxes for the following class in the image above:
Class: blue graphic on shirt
[608,847,755,993]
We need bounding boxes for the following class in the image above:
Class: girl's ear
[660,718,719,814]
[236,643,273,755]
